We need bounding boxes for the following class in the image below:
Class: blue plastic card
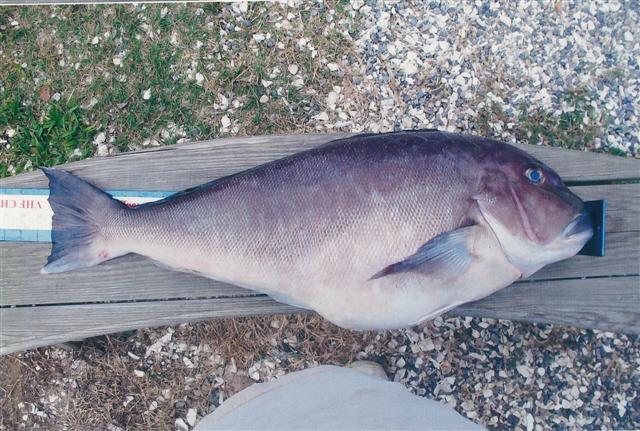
[577,200,606,257]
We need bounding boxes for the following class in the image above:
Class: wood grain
[0,296,303,356]
[1,246,249,306]
[0,134,349,191]
[570,184,639,233]
[1,276,637,355]
[451,276,640,334]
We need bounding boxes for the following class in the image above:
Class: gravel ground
[310,0,638,155]
[1,1,639,430]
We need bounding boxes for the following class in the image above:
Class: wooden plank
[571,184,639,233]
[532,231,639,279]
[0,134,348,191]
[0,297,302,356]
[1,184,638,306]
[0,244,250,306]
[2,276,637,355]
[1,134,638,193]
[451,276,640,334]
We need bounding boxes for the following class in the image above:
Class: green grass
[476,89,605,151]
[0,95,96,177]
[0,2,352,178]
[516,91,602,150]
[607,147,628,157]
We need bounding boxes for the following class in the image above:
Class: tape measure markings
[1,188,173,243]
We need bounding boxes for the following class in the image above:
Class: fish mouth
[562,211,594,239]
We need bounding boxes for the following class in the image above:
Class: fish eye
[526,168,544,184]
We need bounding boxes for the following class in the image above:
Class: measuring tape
[0,188,172,242]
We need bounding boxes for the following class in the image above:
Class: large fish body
[42,130,593,330]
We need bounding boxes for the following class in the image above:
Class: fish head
[472,144,593,277]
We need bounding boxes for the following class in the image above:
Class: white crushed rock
[175,417,188,431]
[92,132,106,146]
[310,0,638,156]
[186,408,197,427]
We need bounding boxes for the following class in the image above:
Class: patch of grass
[0,96,96,177]
[476,89,605,150]
[1,2,353,178]
[516,91,602,150]
[475,101,508,139]
[606,147,628,157]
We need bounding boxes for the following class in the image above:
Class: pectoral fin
[370,226,475,280]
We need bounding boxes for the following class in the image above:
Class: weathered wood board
[452,277,640,334]
[0,297,302,355]
[2,277,638,355]
[1,133,639,355]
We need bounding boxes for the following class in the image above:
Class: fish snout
[562,210,594,240]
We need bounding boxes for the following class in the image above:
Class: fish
[40,130,593,330]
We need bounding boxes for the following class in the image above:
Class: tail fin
[41,168,128,274]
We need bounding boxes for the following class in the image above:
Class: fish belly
[302,224,522,330]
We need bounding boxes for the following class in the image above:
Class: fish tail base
[40,168,127,274]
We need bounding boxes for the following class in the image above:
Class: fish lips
[562,211,594,240]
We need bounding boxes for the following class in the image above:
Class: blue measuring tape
[0,188,172,242]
